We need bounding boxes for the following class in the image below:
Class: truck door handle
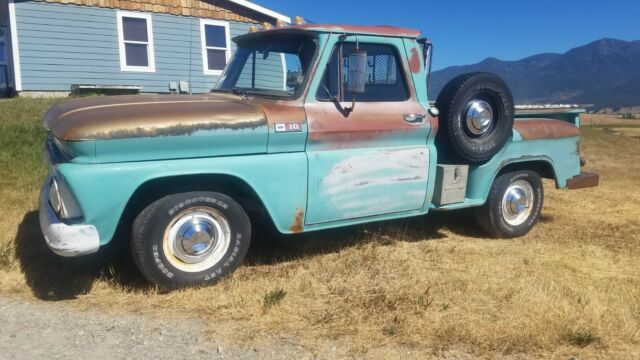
[404,114,426,125]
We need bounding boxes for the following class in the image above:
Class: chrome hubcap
[501,180,534,226]
[163,207,231,273]
[465,100,493,135]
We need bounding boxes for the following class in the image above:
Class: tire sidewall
[452,81,513,154]
[492,171,543,237]
[436,72,514,163]
[138,192,250,288]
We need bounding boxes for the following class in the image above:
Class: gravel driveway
[0,297,313,360]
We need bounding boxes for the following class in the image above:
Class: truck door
[304,36,432,224]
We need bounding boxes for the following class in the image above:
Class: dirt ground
[0,297,316,360]
[1,102,639,359]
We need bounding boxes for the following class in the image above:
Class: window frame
[315,42,410,103]
[117,11,155,73]
[200,19,231,76]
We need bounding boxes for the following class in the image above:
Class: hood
[44,94,271,163]
[44,93,266,141]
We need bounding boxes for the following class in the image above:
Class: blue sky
[257,0,640,70]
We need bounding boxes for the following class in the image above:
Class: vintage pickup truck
[39,23,598,289]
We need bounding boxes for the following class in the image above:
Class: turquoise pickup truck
[39,23,598,289]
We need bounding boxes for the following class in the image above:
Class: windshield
[216,35,317,98]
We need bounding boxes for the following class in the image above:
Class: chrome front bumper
[39,179,100,257]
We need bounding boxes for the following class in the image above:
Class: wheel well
[113,174,270,245]
[497,160,557,184]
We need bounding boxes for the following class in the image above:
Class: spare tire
[435,72,514,164]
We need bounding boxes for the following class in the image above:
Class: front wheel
[131,191,251,289]
[475,170,544,238]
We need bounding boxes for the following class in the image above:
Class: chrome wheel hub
[465,100,493,135]
[163,207,231,273]
[501,180,534,226]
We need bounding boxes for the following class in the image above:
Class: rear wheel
[131,191,251,289]
[435,72,514,163]
[475,170,544,238]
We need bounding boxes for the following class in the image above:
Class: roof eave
[226,0,290,23]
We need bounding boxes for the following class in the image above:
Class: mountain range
[429,38,640,109]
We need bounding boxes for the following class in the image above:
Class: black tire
[475,170,543,238]
[435,72,514,164]
[131,191,251,290]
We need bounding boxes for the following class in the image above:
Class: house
[0,0,290,96]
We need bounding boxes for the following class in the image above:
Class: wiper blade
[209,88,230,93]
[232,87,251,100]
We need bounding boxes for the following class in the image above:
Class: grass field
[0,99,639,358]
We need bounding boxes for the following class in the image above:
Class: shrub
[263,288,287,308]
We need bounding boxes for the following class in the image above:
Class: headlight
[48,176,83,219]
[49,179,63,214]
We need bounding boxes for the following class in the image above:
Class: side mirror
[347,50,367,95]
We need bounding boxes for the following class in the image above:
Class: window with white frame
[200,19,230,75]
[117,11,155,72]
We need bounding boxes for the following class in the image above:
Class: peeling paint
[45,94,268,141]
[409,47,421,73]
[289,208,304,233]
[258,102,307,126]
[305,101,428,150]
[322,149,428,194]
[306,148,429,223]
[76,119,268,139]
[513,119,580,140]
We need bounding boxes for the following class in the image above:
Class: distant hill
[430,38,640,109]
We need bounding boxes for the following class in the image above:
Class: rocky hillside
[430,38,640,109]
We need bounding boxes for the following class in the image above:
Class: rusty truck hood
[43,93,267,141]
[42,93,292,163]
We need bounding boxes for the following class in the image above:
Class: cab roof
[235,23,422,42]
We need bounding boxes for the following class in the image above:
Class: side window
[200,20,230,75]
[117,11,155,72]
[317,43,409,102]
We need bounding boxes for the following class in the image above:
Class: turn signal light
[294,16,305,25]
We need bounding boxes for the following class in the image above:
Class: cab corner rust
[289,208,304,233]
[409,47,421,73]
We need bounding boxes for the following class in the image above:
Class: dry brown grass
[1,99,639,358]
[582,113,640,126]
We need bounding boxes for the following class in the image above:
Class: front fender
[56,153,308,246]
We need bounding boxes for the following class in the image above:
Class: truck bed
[514,105,585,127]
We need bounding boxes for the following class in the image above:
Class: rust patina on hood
[44,94,267,141]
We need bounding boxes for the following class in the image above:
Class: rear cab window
[317,43,409,102]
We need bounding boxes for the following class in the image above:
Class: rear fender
[466,135,580,203]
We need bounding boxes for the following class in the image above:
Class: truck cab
[39,23,598,289]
